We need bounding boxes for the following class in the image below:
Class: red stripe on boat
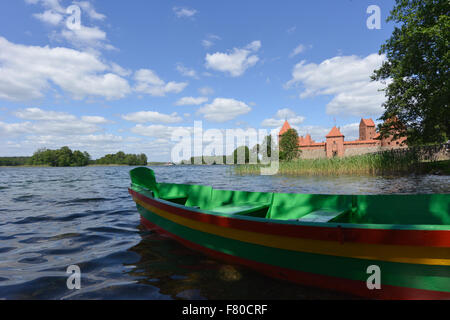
[130,189,450,247]
[139,216,450,300]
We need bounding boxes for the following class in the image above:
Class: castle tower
[326,126,345,158]
[359,118,376,141]
[278,120,292,141]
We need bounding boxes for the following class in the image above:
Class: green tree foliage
[0,157,30,166]
[372,0,450,145]
[233,146,251,164]
[279,129,300,161]
[29,147,90,167]
[93,152,147,165]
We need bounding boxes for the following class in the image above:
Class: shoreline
[0,160,448,176]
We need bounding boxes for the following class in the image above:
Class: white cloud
[205,41,261,77]
[197,98,251,122]
[131,124,192,139]
[2,132,141,158]
[289,44,306,58]
[1,118,99,136]
[33,10,63,25]
[27,0,110,50]
[73,1,106,20]
[339,122,360,141]
[175,96,208,106]
[198,87,214,96]
[110,63,132,77]
[173,6,197,18]
[60,25,107,49]
[176,64,199,79]
[14,107,76,121]
[261,108,305,127]
[0,107,139,158]
[201,34,221,49]
[25,0,65,13]
[134,69,188,97]
[0,37,130,101]
[81,116,110,124]
[285,53,386,116]
[122,111,183,124]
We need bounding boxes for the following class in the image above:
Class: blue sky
[0,0,397,161]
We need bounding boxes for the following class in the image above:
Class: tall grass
[235,149,432,176]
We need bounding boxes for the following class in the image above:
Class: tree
[279,129,300,161]
[233,146,250,164]
[372,0,449,145]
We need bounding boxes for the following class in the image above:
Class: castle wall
[344,146,382,157]
[299,148,327,159]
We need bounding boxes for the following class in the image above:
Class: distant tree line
[1,147,148,167]
[0,157,31,166]
[29,147,91,167]
[92,151,147,166]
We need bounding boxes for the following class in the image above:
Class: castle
[278,118,407,159]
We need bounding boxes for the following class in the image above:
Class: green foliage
[93,152,147,166]
[279,129,300,161]
[233,146,251,164]
[0,157,30,166]
[372,0,450,145]
[28,147,90,167]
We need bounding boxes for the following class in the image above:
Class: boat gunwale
[129,187,450,247]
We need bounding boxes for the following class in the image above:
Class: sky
[0,0,398,161]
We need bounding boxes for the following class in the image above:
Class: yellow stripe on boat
[134,198,450,266]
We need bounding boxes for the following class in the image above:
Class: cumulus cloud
[205,41,261,77]
[0,37,130,101]
[0,107,137,158]
[1,108,105,136]
[198,87,214,96]
[176,63,199,79]
[14,107,76,121]
[175,97,208,106]
[131,124,192,139]
[122,111,183,124]
[81,115,110,124]
[60,25,107,49]
[285,53,387,116]
[134,69,188,97]
[261,108,305,127]
[197,98,251,122]
[27,0,110,50]
[33,9,64,25]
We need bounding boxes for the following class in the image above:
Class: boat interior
[130,168,450,226]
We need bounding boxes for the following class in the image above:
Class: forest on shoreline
[0,147,147,167]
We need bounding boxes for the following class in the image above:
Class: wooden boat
[128,167,450,299]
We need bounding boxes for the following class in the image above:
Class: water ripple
[0,166,448,300]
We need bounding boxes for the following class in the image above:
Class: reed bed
[234,149,439,176]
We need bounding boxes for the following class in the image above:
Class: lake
[0,165,448,299]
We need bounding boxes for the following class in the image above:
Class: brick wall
[299,149,327,159]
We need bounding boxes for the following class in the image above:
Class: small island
[0,147,148,167]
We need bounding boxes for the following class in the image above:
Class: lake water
[0,165,448,300]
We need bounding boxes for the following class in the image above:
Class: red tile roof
[326,126,344,138]
[279,120,292,136]
[361,118,375,127]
